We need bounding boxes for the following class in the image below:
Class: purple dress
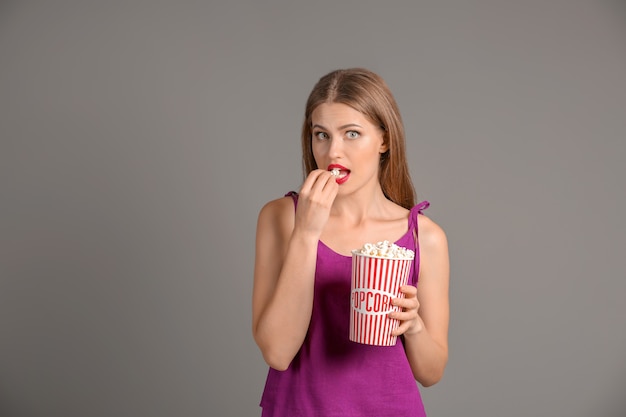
[260,192,430,417]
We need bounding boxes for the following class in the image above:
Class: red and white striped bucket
[349,252,413,346]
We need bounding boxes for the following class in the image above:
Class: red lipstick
[328,164,350,184]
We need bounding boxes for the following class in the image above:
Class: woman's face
[311,102,387,191]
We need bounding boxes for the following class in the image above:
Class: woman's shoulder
[259,194,295,216]
[417,213,448,252]
[257,195,296,235]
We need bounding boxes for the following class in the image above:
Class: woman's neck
[330,185,393,224]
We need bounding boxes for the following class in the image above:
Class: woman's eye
[314,132,329,140]
[346,131,360,139]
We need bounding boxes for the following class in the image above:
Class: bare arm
[252,170,338,370]
[391,215,450,386]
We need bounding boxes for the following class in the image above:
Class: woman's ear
[378,125,389,153]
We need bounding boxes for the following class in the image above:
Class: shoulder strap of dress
[408,200,430,229]
[409,200,429,286]
[285,191,298,210]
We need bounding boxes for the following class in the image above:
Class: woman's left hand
[390,285,424,336]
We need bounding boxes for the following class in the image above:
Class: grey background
[1,1,625,416]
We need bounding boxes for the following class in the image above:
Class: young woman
[252,68,450,416]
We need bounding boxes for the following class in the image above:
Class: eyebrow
[311,123,363,130]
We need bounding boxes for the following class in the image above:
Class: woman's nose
[328,137,343,157]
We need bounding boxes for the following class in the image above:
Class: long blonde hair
[301,68,416,209]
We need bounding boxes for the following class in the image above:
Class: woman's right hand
[294,169,339,237]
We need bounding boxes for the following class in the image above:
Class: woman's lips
[328,164,350,184]
[334,172,350,184]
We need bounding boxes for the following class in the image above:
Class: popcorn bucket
[349,251,413,346]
